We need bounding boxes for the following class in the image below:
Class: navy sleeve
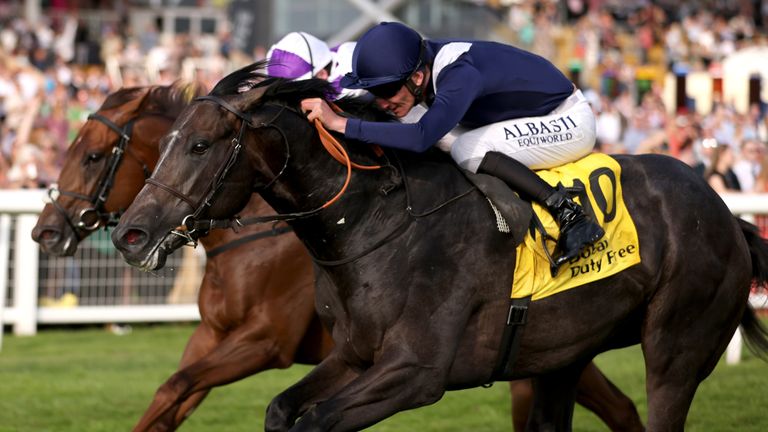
[345,62,483,152]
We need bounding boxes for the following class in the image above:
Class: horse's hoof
[265,399,298,432]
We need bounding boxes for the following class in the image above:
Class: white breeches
[450,89,597,173]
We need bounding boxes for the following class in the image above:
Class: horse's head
[31,82,203,256]
[113,61,381,270]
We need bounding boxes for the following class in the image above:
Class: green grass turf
[0,323,766,431]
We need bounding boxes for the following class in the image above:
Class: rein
[309,151,476,267]
[49,112,159,238]
[157,95,384,246]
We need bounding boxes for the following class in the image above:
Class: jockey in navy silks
[301,22,605,275]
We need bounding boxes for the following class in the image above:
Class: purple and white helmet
[266,32,333,81]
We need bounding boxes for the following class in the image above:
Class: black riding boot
[543,183,605,272]
[476,152,605,276]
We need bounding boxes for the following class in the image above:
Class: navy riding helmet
[340,22,425,95]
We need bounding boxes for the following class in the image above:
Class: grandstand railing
[1,189,766,361]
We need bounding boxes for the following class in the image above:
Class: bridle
[48,112,156,239]
[147,94,381,247]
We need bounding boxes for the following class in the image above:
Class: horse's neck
[269,147,474,261]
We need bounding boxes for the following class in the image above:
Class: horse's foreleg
[133,323,217,432]
[287,345,454,432]
[134,317,286,432]
[526,362,586,432]
[265,352,359,432]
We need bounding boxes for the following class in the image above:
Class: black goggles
[367,79,407,99]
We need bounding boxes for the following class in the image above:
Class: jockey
[266,32,334,81]
[301,22,604,275]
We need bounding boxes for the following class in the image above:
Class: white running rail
[0,190,765,364]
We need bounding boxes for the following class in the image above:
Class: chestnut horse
[112,65,768,431]
[32,82,640,430]
[31,83,334,431]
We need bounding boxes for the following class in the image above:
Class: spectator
[733,138,766,192]
[703,140,742,193]
[595,95,623,153]
[754,145,768,193]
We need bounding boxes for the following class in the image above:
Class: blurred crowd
[1,0,768,198]
[0,12,247,189]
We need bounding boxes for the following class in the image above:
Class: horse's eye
[85,153,104,164]
[191,141,209,155]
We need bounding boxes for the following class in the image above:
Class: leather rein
[150,95,383,247]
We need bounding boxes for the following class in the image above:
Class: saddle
[462,171,533,247]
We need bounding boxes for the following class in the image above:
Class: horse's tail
[737,218,768,359]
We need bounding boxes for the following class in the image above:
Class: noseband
[49,113,154,239]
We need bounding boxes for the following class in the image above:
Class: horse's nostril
[39,229,60,242]
[124,229,146,246]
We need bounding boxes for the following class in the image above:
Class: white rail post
[0,214,11,350]
[726,328,743,365]
[13,214,39,336]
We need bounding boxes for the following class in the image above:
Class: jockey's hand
[301,98,347,134]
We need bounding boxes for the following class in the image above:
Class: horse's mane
[142,81,207,117]
[99,81,206,118]
[210,61,275,96]
[210,60,392,122]
[100,87,147,111]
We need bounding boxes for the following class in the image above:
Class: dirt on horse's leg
[509,380,534,432]
[133,318,289,432]
[574,362,644,432]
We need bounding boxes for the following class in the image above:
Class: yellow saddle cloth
[512,153,641,300]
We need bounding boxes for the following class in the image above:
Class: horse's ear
[236,84,271,113]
